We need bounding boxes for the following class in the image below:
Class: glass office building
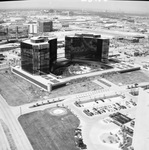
[65,33,109,62]
[38,20,53,32]
[21,37,57,75]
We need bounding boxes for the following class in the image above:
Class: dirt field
[0,69,49,106]
[18,107,80,150]
[0,69,102,106]
[103,70,149,85]
[49,77,103,98]
[1,68,148,106]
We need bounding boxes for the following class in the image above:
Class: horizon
[0,0,149,14]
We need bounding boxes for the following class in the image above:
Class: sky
[0,0,149,14]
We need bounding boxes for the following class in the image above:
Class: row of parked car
[83,100,137,117]
[30,99,64,108]
[74,101,82,107]
[125,100,137,108]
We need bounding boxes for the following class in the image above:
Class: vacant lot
[0,69,49,106]
[103,70,149,85]
[0,69,102,106]
[18,107,80,150]
[1,68,148,106]
[50,77,103,98]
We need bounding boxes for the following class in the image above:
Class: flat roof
[22,36,57,46]
[125,120,135,131]
[22,39,48,46]
[66,33,109,40]
[39,20,52,23]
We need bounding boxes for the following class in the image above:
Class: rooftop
[39,20,52,23]
[22,36,57,46]
[66,33,109,40]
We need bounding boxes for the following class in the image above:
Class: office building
[38,20,53,33]
[20,36,57,75]
[0,25,28,40]
[27,23,38,34]
[0,25,7,37]
[12,36,66,92]
[65,33,109,62]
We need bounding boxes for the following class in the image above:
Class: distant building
[65,33,109,62]
[25,23,38,34]
[62,23,69,28]
[124,37,139,43]
[20,36,57,75]
[0,54,5,60]
[0,25,7,36]
[0,20,5,24]
[28,24,38,34]
[133,35,145,39]
[0,25,28,40]
[38,20,53,33]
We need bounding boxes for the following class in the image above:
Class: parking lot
[74,93,137,117]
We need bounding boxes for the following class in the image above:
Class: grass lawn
[18,107,80,150]
[103,70,149,85]
[1,68,148,106]
[0,69,49,106]
[0,69,102,106]
[49,78,102,98]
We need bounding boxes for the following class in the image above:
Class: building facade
[38,20,53,33]
[0,25,28,40]
[65,33,109,62]
[27,23,38,34]
[20,36,57,75]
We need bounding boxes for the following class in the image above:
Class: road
[0,94,33,150]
